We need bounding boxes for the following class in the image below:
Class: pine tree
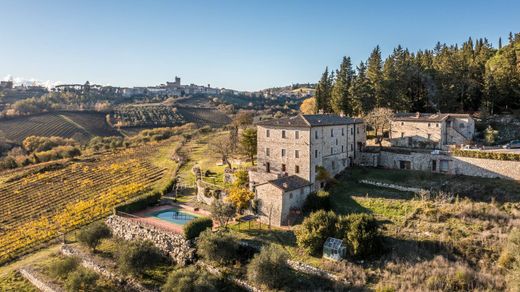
[315,67,332,112]
[330,56,354,115]
[349,62,374,116]
[366,46,384,107]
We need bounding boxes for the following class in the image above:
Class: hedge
[452,149,520,161]
[114,191,161,214]
[184,217,213,240]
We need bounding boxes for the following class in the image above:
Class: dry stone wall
[19,268,63,292]
[105,215,195,265]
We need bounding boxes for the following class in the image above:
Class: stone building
[389,113,474,149]
[249,114,365,226]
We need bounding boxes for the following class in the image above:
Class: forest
[313,32,520,116]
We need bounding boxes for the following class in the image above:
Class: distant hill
[0,111,121,144]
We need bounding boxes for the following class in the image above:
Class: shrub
[225,187,254,212]
[65,267,98,292]
[116,240,165,275]
[184,217,213,240]
[162,265,219,292]
[302,190,331,212]
[77,222,111,251]
[342,213,380,258]
[49,257,79,279]
[114,191,161,214]
[247,244,292,289]
[296,210,337,256]
[210,200,235,229]
[196,230,238,266]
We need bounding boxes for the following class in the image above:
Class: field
[111,104,231,129]
[0,138,181,265]
[230,168,520,290]
[0,111,120,144]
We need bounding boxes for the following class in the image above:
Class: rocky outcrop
[105,215,195,265]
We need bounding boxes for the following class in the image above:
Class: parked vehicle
[503,140,520,149]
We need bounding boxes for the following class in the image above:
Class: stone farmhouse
[389,113,475,149]
[249,114,366,226]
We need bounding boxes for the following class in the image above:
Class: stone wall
[105,215,195,265]
[19,268,63,292]
[362,150,520,181]
[196,180,225,205]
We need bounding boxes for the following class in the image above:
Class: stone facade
[361,149,520,181]
[250,114,366,226]
[105,215,195,265]
[390,113,474,149]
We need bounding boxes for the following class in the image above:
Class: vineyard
[111,105,230,128]
[0,143,176,265]
[0,111,120,144]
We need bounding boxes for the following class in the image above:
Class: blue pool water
[147,208,198,225]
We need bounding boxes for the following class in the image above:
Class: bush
[452,149,520,161]
[184,217,213,240]
[341,213,380,258]
[114,191,161,214]
[210,200,235,229]
[49,257,79,279]
[302,190,331,212]
[196,230,238,266]
[116,240,165,275]
[247,244,292,289]
[65,267,98,292]
[77,222,111,251]
[296,210,337,256]
[162,265,219,292]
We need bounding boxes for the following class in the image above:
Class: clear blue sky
[1,0,518,91]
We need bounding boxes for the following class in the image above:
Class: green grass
[0,271,37,292]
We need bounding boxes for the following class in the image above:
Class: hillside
[0,111,120,144]
[0,138,181,265]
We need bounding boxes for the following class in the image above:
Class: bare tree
[364,107,394,146]
[209,135,233,168]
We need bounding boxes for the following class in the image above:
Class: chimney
[339,111,345,117]
[282,182,288,188]
[318,109,324,114]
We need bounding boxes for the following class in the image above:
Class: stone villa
[249,114,366,226]
[389,113,475,149]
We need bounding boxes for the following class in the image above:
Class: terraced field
[0,140,179,265]
[0,111,120,144]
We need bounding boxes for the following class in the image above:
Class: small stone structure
[19,268,63,292]
[360,149,520,181]
[196,180,226,205]
[105,215,195,265]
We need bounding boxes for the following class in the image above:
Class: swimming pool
[146,208,199,226]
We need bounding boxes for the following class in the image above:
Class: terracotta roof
[268,175,311,192]
[256,114,363,128]
[392,113,472,122]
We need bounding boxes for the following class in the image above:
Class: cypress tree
[366,46,384,108]
[330,56,354,115]
[315,67,332,113]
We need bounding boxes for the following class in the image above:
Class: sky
[1,0,519,91]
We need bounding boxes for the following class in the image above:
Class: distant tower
[175,76,181,87]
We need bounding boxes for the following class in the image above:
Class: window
[266,129,270,137]
[350,144,353,151]
[431,160,437,171]
[331,129,334,137]
[281,149,286,157]
[331,147,333,155]
[459,123,465,129]
[266,148,270,156]
[336,139,338,145]
[281,164,286,172]
[427,134,431,140]
[315,165,318,172]
[282,130,286,138]
[350,127,354,135]
[399,160,411,170]
[315,131,318,139]
[332,161,335,169]
[289,192,293,199]
[357,127,359,134]
[401,132,405,138]
[295,130,299,139]
[295,150,299,158]
[342,128,345,136]
[401,122,404,126]
[266,162,270,173]
[295,165,300,173]
[342,145,344,152]
[436,123,439,127]
[428,123,431,127]
[315,149,318,158]
[440,160,449,173]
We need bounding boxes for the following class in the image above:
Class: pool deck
[130,203,212,234]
